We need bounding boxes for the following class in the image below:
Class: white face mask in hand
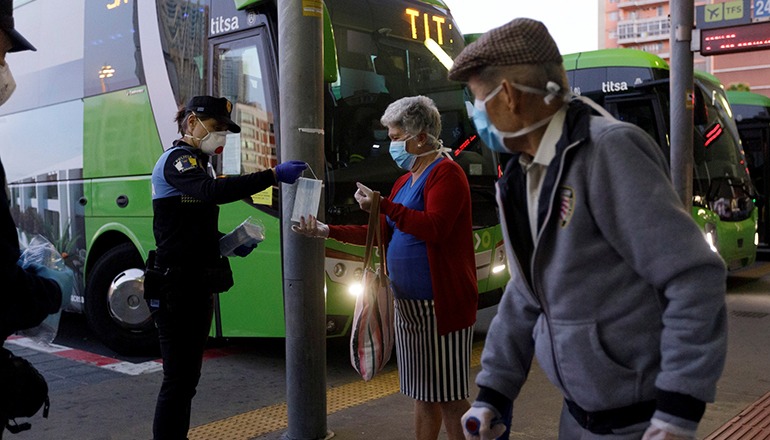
[291,177,323,223]
[0,63,17,106]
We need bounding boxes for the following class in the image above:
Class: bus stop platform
[183,339,770,440]
[4,276,770,440]
[186,374,770,440]
[185,280,770,440]
[705,392,770,440]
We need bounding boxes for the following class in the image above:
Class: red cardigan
[329,159,477,335]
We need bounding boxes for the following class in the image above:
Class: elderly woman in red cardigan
[293,95,478,440]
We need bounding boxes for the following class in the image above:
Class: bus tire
[85,243,159,356]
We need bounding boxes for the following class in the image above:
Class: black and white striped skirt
[394,298,473,402]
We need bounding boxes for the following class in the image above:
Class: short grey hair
[380,96,442,148]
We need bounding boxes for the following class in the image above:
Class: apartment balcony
[616,17,670,44]
[616,0,668,9]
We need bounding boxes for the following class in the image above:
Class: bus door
[740,123,770,246]
[207,16,287,338]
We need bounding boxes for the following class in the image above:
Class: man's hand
[291,215,329,238]
[461,405,506,440]
[354,182,374,213]
[642,419,696,440]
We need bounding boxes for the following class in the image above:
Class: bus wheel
[85,243,159,356]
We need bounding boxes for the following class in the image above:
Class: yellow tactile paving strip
[188,342,484,439]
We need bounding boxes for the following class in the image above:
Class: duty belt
[565,399,656,435]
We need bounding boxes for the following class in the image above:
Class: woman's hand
[354,182,374,213]
[291,215,329,238]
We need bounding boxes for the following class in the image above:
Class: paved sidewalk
[705,391,770,439]
[3,270,770,439]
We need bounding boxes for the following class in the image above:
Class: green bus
[563,48,757,270]
[2,0,507,354]
[726,90,770,249]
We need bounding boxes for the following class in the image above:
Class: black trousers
[151,291,214,440]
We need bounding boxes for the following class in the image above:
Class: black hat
[185,96,241,133]
[0,0,36,52]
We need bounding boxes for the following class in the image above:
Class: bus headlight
[348,282,363,297]
[755,219,759,246]
[704,223,718,253]
[492,246,506,274]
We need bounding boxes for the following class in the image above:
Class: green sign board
[696,0,751,29]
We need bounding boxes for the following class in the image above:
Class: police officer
[148,95,306,440]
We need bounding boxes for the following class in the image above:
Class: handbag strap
[363,191,381,271]
[373,197,387,285]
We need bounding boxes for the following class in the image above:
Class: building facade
[601,0,770,98]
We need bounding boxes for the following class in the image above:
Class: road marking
[188,342,484,440]
[6,336,162,375]
[4,336,247,376]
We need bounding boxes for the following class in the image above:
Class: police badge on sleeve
[173,155,198,173]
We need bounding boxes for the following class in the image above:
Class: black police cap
[185,96,241,133]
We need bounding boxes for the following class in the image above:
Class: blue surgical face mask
[389,137,417,170]
[470,81,563,153]
[467,101,510,154]
[389,135,440,171]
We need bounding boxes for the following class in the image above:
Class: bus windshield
[568,66,755,223]
[324,4,498,227]
[692,78,754,221]
[728,91,770,248]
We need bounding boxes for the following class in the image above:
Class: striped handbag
[350,192,395,381]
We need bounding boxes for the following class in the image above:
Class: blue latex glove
[26,262,74,310]
[233,242,258,257]
[275,160,308,184]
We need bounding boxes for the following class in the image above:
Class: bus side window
[694,88,708,127]
[693,87,714,166]
[610,98,662,148]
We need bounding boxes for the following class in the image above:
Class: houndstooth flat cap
[448,18,562,82]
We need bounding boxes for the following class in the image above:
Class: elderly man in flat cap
[448,18,727,440]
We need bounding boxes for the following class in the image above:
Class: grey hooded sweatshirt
[476,100,727,430]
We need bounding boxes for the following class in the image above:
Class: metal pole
[669,0,695,210]
[278,0,327,439]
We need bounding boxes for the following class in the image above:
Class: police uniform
[151,141,275,271]
[149,133,276,439]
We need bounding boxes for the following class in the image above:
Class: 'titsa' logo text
[211,15,240,35]
[602,81,629,93]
